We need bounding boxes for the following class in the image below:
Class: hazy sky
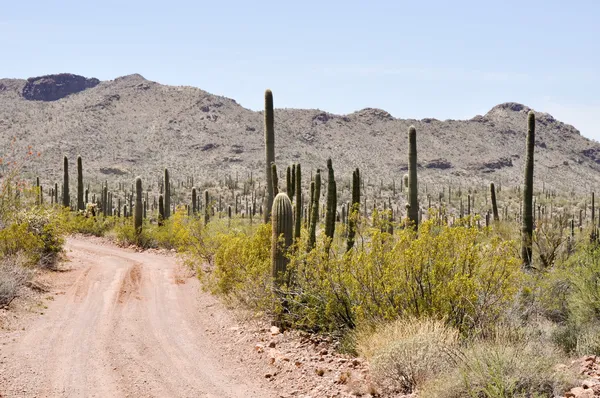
[1,1,599,140]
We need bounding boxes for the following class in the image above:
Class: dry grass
[0,254,33,308]
[356,317,460,394]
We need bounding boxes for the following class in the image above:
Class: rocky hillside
[0,73,598,193]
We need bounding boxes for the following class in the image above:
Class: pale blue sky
[1,1,599,139]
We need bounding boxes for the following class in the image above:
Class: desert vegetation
[5,88,600,397]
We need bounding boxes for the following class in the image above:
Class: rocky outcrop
[22,73,99,101]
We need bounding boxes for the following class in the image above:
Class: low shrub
[0,254,32,307]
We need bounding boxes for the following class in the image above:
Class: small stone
[255,343,265,353]
[319,348,328,356]
[270,326,280,335]
[583,379,600,389]
[265,373,273,378]
[268,340,277,348]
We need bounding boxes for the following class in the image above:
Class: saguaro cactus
[347,168,361,251]
[62,156,70,208]
[192,187,197,215]
[272,193,293,286]
[294,163,302,240]
[490,182,499,222]
[158,194,165,226]
[286,165,292,199]
[204,190,210,225]
[77,155,84,211]
[308,169,321,251]
[164,168,171,219]
[272,163,279,196]
[134,177,143,234]
[522,111,535,267]
[408,126,419,229]
[324,159,337,243]
[264,89,275,223]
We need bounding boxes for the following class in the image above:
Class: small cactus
[347,168,360,251]
[272,193,293,286]
[158,194,165,226]
[204,190,210,225]
[77,155,84,211]
[62,156,70,208]
[294,163,302,240]
[308,169,321,251]
[490,182,499,222]
[324,159,337,244]
[192,187,197,215]
[272,163,279,196]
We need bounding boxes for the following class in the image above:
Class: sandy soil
[0,237,276,398]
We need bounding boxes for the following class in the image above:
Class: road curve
[0,237,275,398]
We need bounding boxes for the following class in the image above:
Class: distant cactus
[294,163,302,240]
[272,163,279,196]
[204,190,210,225]
[77,155,84,211]
[192,187,197,215]
[308,169,321,251]
[164,169,171,219]
[490,182,499,222]
[347,168,360,251]
[291,164,296,199]
[272,193,293,286]
[324,159,337,244]
[264,89,275,223]
[134,177,143,234]
[407,126,418,229]
[62,156,70,208]
[102,185,108,217]
[158,194,165,226]
[286,165,292,199]
[522,111,535,267]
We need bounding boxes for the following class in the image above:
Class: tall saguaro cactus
[324,159,337,243]
[158,194,165,226]
[271,193,293,286]
[134,177,143,235]
[294,163,302,240]
[347,168,361,251]
[76,155,84,211]
[62,156,70,208]
[490,182,499,222]
[407,126,419,229]
[164,168,171,219]
[204,190,210,225]
[264,89,275,223]
[522,111,535,267]
[308,169,321,251]
[192,187,197,215]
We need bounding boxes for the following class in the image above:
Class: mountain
[0,73,598,194]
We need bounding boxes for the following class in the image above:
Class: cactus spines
[264,89,275,223]
[408,126,419,229]
[272,163,279,196]
[308,169,321,251]
[347,168,361,251]
[77,155,84,211]
[158,194,165,226]
[62,156,70,208]
[271,193,293,286]
[164,168,171,219]
[192,187,197,215]
[134,177,143,234]
[294,164,302,240]
[522,111,535,267]
[490,182,499,222]
[324,159,337,243]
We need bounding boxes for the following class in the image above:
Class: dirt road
[0,237,276,398]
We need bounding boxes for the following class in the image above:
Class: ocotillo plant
[490,182,499,222]
[408,126,419,229]
[308,169,321,251]
[192,187,197,215]
[164,169,171,219]
[347,168,360,251]
[264,89,275,223]
[134,177,143,235]
[522,111,535,267]
[324,159,337,244]
[77,155,84,211]
[204,190,210,225]
[272,192,293,286]
[62,156,70,208]
[158,194,165,226]
[294,163,302,241]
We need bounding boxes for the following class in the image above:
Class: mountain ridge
[0,73,597,195]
